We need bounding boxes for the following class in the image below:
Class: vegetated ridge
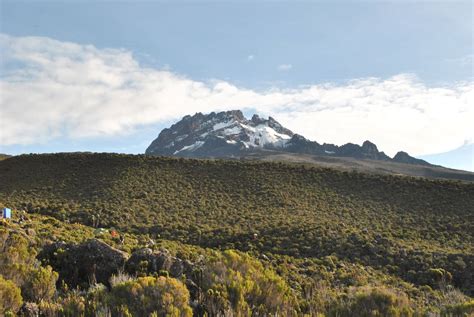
[0,152,473,311]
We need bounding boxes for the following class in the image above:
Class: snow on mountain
[145,110,294,157]
[145,110,430,166]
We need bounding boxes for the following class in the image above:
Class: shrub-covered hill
[0,153,473,296]
[1,212,473,316]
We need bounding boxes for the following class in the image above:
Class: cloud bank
[1,34,472,156]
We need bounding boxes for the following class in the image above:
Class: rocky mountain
[146,110,431,166]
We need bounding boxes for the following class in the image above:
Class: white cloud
[0,34,473,156]
[277,63,292,71]
[247,55,254,61]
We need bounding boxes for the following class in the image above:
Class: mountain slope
[1,153,473,296]
[244,150,474,182]
[146,110,430,166]
[146,110,295,157]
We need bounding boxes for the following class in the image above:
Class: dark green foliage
[0,226,37,286]
[0,212,472,316]
[0,153,473,315]
[22,265,58,302]
[1,153,472,294]
[0,275,23,315]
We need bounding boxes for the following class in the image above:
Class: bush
[0,228,37,286]
[60,290,87,317]
[202,250,297,316]
[22,265,58,302]
[443,299,474,317]
[330,286,413,317]
[0,275,23,315]
[109,276,192,316]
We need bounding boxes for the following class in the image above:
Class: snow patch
[241,124,291,148]
[325,150,335,154]
[213,120,235,131]
[223,126,242,135]
[175,134,188,142]
[174,141,205,154]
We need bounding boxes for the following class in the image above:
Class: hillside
[242,150,474,182]
[4,212,473,316]
[1,152,473,304]
[0,153,12,161]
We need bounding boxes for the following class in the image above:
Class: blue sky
[2,1,472,85]
[0,1,473,170]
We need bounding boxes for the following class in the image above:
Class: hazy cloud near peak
[0,33,472,156]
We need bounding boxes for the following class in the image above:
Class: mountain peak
[362,140,377,149]
[393,151,431,166]
[145,110,294,157]
[146,110,431,167]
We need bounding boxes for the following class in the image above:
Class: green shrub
[38,300,64,317]
[330,286,413,317]
[0,228,37,286]
[1,153,473,315]
[22,265,58,302]
[202,250,297,316]
[443,299,474,316]
[109,276,192,316]
[0,275,23,315]
[60,290,86,317]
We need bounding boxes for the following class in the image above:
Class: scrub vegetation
[0,153,473,316]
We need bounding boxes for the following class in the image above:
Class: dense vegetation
[0,153,473,316]
[0,154,11,161]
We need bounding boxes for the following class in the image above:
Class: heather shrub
[442,299,474,317]
[22,265,58,302]
[0,275,23,315]
[330,286,413,317]
[0,228,36,286]
[109,276,192,316]
[202,250,297,316]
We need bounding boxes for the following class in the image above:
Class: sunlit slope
[1,153,473,294]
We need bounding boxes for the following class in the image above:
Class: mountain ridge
[146,110,430,167]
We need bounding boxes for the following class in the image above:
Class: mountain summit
[146,110,294,157]
[145,110,430,166]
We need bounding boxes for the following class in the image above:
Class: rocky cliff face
[146,110,430,166]
[393,151,431,166]
[145,110,294,158]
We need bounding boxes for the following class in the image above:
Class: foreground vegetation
[1,213,473,316]
[1,153,473,316]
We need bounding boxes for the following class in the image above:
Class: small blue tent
[2,208,11,219]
